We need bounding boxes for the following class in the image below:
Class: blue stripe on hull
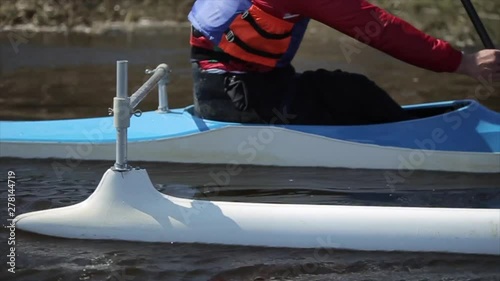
[0,109,226,143]
[285,100,500,153]
[1,100,499,153]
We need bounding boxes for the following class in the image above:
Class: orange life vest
[218,5,295,67]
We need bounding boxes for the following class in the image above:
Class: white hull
[15,169,500,255]
[2,127,499,173]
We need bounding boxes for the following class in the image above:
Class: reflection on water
[0,30,193,120]
[0,28,499,281]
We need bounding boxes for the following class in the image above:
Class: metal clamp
[112,61,171,172]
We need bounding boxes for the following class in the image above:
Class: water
[1,27,500,280]
[0,159,499,280]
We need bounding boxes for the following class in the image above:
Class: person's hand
[455,49,500,81]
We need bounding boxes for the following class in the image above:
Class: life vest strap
[224,30,284,59]
[241,10,291,40]
[191,45,232,62]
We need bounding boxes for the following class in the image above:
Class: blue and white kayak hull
[1,99,499,173]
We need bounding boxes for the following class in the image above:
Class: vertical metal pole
[157,73,170,113]
[117,60,128,99]
[114,60,130,171]
[158,83,169,112]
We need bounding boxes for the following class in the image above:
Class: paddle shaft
[460,0,496,49]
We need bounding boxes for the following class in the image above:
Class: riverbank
[1,0,499,47]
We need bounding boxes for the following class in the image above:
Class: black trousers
[192,63,412,125]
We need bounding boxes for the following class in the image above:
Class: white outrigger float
[13,61,500,256]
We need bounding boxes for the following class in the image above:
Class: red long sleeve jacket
[191,0,462,73]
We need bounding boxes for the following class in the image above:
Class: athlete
[188,0,500,125]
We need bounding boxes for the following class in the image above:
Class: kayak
[11,62,500,256]
[14,168,500,256]
[1,99,499,173]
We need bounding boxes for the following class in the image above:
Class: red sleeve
[287,0,462,72]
